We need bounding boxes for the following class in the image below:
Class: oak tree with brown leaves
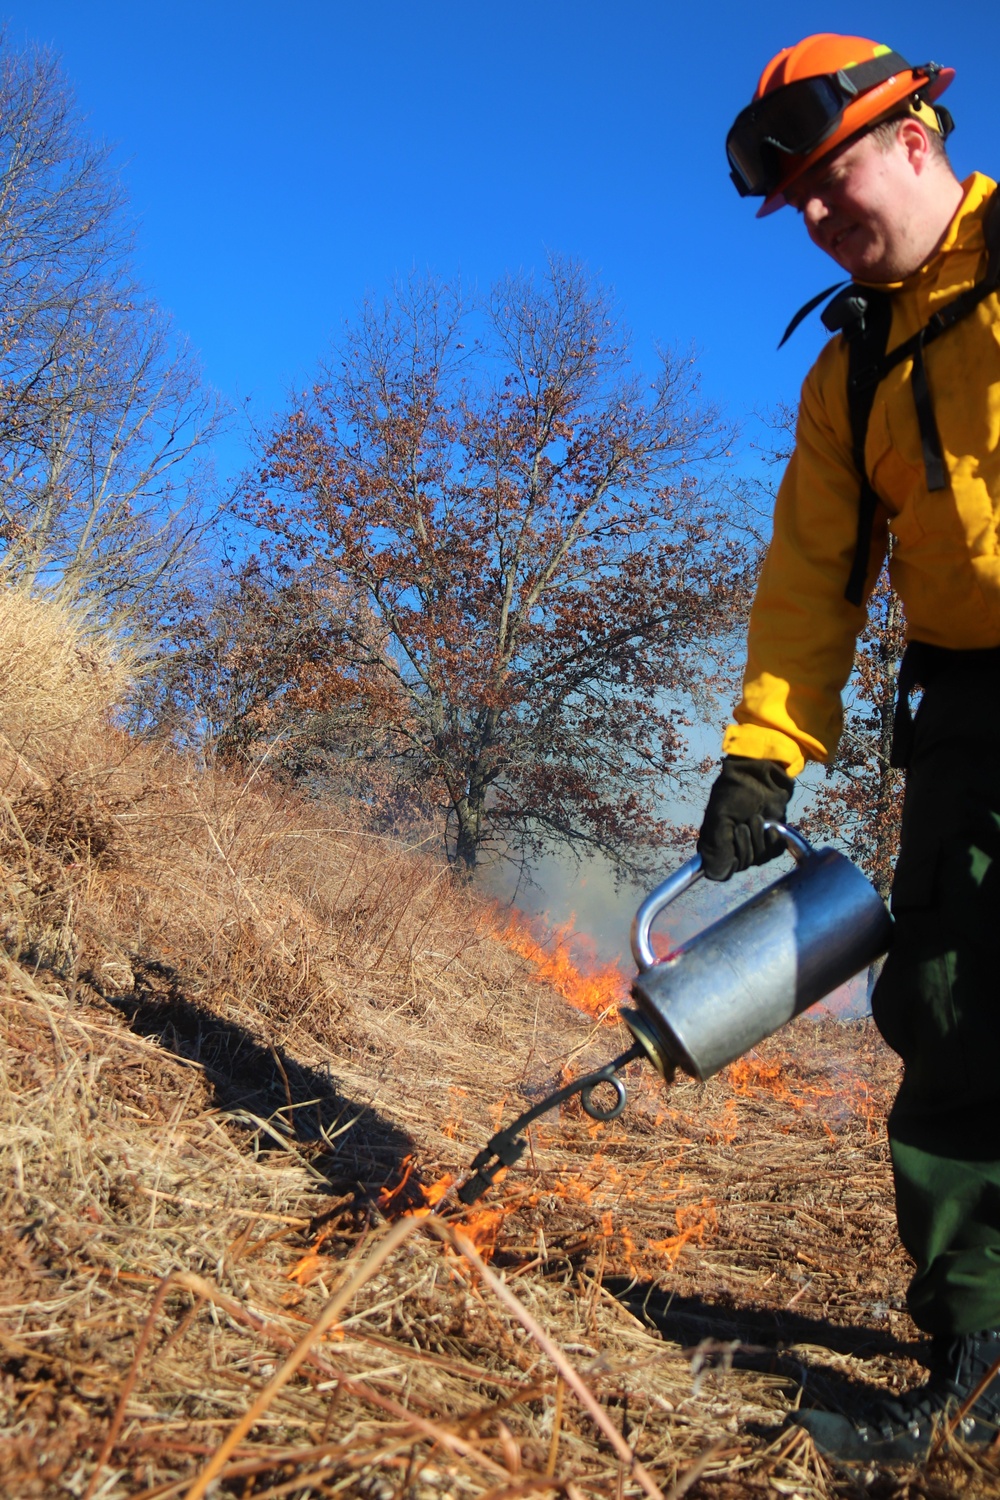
[242,262,741,880]
[131,555,397,799]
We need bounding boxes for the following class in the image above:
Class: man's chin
[831,240,881,279]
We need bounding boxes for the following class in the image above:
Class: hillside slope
[0,593,994,1500]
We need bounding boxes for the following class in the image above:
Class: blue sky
[4,1,996,490]
[3,2,995,960]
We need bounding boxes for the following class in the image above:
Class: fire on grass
[491,906,630,1021]
[363,1143,720,1282]
[490,902,876,1131]
[336,911,889,1291]
[6,956,910,1500]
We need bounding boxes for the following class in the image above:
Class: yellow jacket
[724,172,1000,777]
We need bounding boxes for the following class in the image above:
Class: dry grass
[0,587,131,749]
[2,591,999,1498]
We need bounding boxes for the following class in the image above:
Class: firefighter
[702,33,1000,1461]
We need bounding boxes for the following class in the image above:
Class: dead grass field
[2,592,998,1500]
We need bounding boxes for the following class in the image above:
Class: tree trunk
[452,771,487,877]
[453,818,478,877]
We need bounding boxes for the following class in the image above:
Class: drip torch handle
[762,820,813,862]
[630,856,703,972]
[630,822,814,972]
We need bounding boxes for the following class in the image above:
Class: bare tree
[0,40,223,621]
[242,261,743,880]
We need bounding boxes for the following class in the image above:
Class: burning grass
[2,591,1000,1497]
[493,913,627,1022]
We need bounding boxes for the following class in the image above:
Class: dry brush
[0,590,994,1499]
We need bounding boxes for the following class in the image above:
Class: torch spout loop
[457,1040,644,1205]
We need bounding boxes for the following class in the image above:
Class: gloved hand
[697,755,794,882]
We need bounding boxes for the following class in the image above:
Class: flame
[285,1221,342,1288]
[377,1153,418,1209]
[456,1206,506,1255]
[647,1197,718,1266]
[845,1076,879,1134]
[377,1159,458,1214]
[727,1056,787,1096]
[726,1054,834,1114]
[422,1172,456,1207]
[492,908,628,1021]
[706,1098,740,1145]
[374,1158,510,1259]
[286,1250,327,1287]
[440,1085,469,1141]
[722,1049,888,1145]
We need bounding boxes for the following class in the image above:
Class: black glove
[697,756,794,882]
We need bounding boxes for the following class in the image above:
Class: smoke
[484,844,736,969]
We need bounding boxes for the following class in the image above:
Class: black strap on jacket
[830,287,894,606]
[781,187,1000,606]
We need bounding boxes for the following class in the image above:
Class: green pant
[872,667,1000,1337]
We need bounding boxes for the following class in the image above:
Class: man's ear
[897,116,935,174]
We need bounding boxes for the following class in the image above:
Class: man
[702,33,1000,1461]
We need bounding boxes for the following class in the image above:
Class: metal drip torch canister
[458,822,892,1204]
[621,822,893,1083]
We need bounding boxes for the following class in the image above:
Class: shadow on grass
[86,954,417,1207]
[605,1278,930,1419]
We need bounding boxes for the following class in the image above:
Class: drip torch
[458,823,892,1204]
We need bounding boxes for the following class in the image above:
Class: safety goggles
[726,50,919,198]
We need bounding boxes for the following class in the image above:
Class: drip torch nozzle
[458,1040,646,1205]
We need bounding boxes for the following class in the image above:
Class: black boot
[791,1329,1000,1464]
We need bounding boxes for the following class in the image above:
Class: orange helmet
[726,33,955,217]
